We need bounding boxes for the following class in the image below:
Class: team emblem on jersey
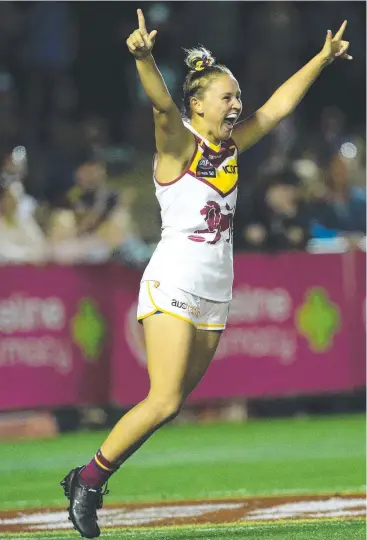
[196,158,216,178]
[188,200,234,245]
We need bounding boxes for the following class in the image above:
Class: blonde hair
[182,46,233,118]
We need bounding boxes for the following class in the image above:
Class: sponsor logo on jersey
[196,158,216,178]
[223,164,238,174]
[171,299,200,317]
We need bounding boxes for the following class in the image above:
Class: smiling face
[190,74,242,143]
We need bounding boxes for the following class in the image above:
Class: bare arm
[233,21,352,153]
[126,9,194,158]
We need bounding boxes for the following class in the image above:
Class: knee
[146,393,184,425]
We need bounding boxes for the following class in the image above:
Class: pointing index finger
[335,20,347,40]
[137,9,147,35]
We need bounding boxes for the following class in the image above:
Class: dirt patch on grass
[0,493,364,533]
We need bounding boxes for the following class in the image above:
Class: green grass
[1,414,364,508]
[0,414,365,539]
[3,521,366,540]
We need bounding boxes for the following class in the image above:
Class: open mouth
[223,113,238,129]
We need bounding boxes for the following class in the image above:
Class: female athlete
[61,10,351,538]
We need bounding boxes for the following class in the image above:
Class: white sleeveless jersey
[141,123,238,302]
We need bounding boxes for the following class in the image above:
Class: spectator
[48,199,140,266]
[0,183,48,263]
[325,151,366,234]
[0,144,37,220]
[66,152,119,235]
[293,151,366,242]
[235,169,310,253]
[292,155,340,240]
[48,208,117,264]
[48,151,146,264]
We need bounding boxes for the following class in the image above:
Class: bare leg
[100,314,196,462]
[110,329,222,463]
[60,320,223,539]
[183,329,222,399]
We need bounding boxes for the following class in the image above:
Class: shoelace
[98,482,110,508]
[80,482,110,517]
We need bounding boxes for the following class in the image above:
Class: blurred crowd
[234,106,366,253]
[0,1,365,266]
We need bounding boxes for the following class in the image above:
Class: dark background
[8,1,366,143]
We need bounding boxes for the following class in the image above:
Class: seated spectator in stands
[290,150,365,247]
[48,205,146,265]
[293,156,341,240]
[234,169,310,253]
[47,208,116,264]
[46,151,152,266]
[48,208,77,243]
[0,184,49,263]
[109,186,155,268]
[66,152,119,235]
[48,156,135,264]
[325,151,366,234]
[0,145,37,220]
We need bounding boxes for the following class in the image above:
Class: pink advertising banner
[353,249,366,385]
[111,252,364,406]
[0,265,111,411]
[0,252,364,411]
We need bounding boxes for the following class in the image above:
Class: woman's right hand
[126,9,157,59]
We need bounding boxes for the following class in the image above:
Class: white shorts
[137,280,230,331]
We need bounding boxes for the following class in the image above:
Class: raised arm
[126,9,194,160]
[232,21,352,154]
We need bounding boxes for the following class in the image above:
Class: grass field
[1,521,366,540]
[0,413,365,539]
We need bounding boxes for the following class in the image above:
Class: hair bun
[184,46,216,72]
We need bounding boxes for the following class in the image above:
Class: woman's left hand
[319,20,353,65]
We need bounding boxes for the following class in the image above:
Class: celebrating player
[61,10,351,538]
